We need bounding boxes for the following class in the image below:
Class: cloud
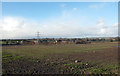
[96,18,105,27]
[0,16,118,39]
[95,18,118,36]
[89,3,106,9]
[89,5,98,8]
[1,16,42,39]
[2,17,25,31]
[73,8,78,10]
[113,22,118,27]
[60,4,67,8]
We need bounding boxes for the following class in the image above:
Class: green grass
[63,61,119,74]
[2,42,117,58]
[2,52,24,63]
[1,41,7,44]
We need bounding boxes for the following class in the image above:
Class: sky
[1,2,118,39]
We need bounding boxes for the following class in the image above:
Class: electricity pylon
[37,32,40,45]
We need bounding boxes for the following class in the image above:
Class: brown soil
[2,46,118,74]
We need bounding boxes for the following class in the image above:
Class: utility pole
[37,32,40,45]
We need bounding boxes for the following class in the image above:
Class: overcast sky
[1,2,118,39]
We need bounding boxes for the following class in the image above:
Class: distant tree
[110,39,113,42]
[6,41,8,44]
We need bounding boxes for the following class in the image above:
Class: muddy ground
[2,43,119,75]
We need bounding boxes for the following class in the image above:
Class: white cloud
[1,16,42,39]
[96,18,105,27]
[60,4,67,8]
[2,17,25,31]
[73,8,78,10]
[89,3,106,9]
[113,22,118,27]
[99,29,106,34]
[95,18,118,36]
[0,16,118,39]
[89,5,98,8]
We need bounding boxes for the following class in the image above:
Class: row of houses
[1,38,90,45]
[20,39,87,45]
[1,37,120,45]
